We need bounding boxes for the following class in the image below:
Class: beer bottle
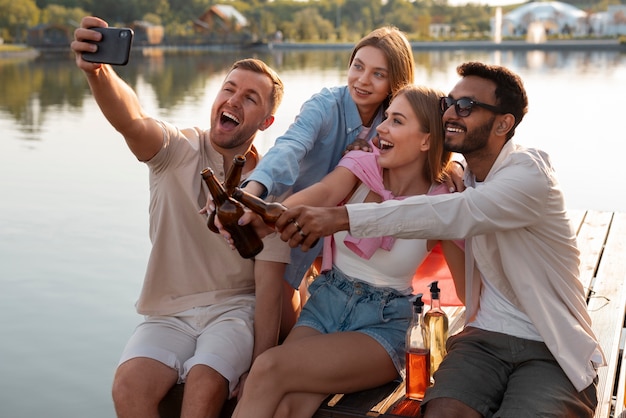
[231,187,287,228]
[224,154,246,196]
[424,281,448,382]
[206,154,246,233]
[405,293,430,401]
[200,167,264,259]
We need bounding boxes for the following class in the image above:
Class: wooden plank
[589,213,626,418]
[576,211,612,295]
[617,347,626,418]
[314,381,404,418]
[568,208,586,233]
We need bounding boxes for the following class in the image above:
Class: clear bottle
[405,293,430,400]
[231,187,287,228]
[200,167,264,259]
[424,280,448,381]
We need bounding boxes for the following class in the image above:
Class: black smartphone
[82,27,134,66]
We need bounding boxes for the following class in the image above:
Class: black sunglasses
[440,96,504,117]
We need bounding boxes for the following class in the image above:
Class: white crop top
[333,183,430,293]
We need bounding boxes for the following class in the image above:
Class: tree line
[0,0,612,44]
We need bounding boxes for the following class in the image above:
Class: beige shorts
[119,294,255,395]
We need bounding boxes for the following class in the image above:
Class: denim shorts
[295,268,412,375]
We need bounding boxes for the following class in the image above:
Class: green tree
[41,4,89,27]
[0,0,39,42]
[381,0,420,32]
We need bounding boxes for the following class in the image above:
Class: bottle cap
[413,293,424,313]
[429,281,441,299]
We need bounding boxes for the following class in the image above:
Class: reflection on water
[3,48,623,140]
[0,47,625,418]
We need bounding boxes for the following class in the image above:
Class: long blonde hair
[394,84,451,184]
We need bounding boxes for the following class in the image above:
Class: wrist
[451,160,465,171]
[244,181,268,198]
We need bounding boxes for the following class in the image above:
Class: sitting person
[230,84,465,418]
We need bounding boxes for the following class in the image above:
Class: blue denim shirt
[246,85,383,288]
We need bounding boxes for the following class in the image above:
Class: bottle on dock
[405,293,430,400]
[424,280,448,381]
[200,167,264,259]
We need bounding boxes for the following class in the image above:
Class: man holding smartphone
[71,16,290,418]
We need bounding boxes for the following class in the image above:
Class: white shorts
[119,294,255,395]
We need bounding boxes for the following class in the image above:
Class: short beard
[444,115,495,155]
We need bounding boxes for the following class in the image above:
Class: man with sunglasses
[272,61,605,417]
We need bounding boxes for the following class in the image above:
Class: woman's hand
[343,138,372,155]
[444,160,466,192]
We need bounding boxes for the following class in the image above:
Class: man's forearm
[86,65,145,132]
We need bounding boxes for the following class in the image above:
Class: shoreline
[270,38,626,51]
[2,38,623,60]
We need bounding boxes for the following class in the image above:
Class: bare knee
[112,358,177,412]
[185,364,229,398]
[423,397,482,418]
[181,365,229,417]
[248,348,282,381]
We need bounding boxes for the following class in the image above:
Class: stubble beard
[444,116,495,155]
[209,125,256,151]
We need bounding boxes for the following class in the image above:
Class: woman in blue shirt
[242,26,416,295]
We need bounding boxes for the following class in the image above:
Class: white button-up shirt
[347,140,605,391]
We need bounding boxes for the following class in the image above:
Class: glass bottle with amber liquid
[425,280,448,382]
[231,187,287,228]
[200,167,264,259]
[206,154,246,233]
[224,154,246,195]
[405,293,430,400]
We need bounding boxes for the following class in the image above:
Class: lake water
[1,47,625,418]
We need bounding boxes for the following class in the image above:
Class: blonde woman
[231,85,465,418]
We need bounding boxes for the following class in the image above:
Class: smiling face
[347,45,392,124]
[442,75,499,156]
[375,93,430,171]
[209,68,275,152]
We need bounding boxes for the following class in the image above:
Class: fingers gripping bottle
[406,293,430,400]
[425,280,448,381]
[231,187,287,228]
[200,167,264,259]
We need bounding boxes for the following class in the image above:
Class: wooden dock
[159,209,626,418]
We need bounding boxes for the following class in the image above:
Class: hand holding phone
[82,27,134,66]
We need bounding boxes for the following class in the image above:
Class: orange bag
[413,243,463,306]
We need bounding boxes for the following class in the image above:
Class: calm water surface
[1,47,625,418]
